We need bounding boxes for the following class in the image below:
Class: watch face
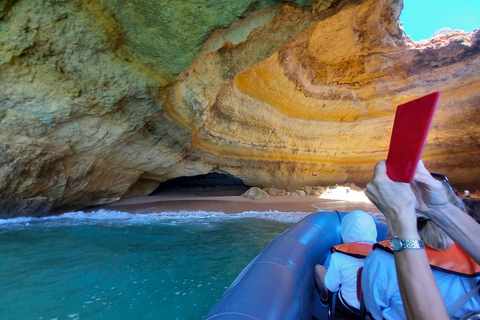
[391,238,402,251]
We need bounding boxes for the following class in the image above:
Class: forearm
[429,202,480,265]
[394,249,449,320]
[314,264,329,297]
[387,212,449,320]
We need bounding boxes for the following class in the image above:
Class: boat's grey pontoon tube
[206,211,388,320]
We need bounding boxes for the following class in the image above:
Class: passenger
[364,160,480,320]
[315,210,377,319]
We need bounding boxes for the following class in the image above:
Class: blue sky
[400,0,480,41]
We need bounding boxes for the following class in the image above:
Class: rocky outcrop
[244,187,271,200]
[0,0,479,217]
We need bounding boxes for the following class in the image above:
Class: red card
[386,92,441,182]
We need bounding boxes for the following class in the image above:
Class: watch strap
[391,238,425,251]
[401,239,425,250]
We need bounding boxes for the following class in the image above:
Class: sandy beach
[90,186,384,220]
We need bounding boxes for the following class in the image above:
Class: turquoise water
[0,210,306,320]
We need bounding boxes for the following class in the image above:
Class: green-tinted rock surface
[0,0,479,217]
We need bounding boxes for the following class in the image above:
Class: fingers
[365,182,375,202]
[413,160,433,184]
[373,159,387,177]
[367,159,416,210]
[366,160,387,198]
[366,160,393,209]
[411,160,449,211]
[417,160,426,171]
[412,160,443,191]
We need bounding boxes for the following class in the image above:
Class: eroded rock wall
[0,0,479,217]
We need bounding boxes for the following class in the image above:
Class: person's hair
[464,199,480,223]
[417,182,466,251]
[417,213,453,250]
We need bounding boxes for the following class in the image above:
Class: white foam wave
[0,209,311,227]
[0,216,34,225]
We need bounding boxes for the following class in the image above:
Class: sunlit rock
[0,0,479,217]
[244,187,271,200]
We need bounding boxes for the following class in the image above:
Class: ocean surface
[0,210,310,320]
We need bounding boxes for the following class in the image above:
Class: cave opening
[150,172,251,197]
[400,0,479,41]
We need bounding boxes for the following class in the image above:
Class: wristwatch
[391,237,425,252]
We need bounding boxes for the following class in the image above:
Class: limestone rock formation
[0,0,479,217]
[244,187,271,200]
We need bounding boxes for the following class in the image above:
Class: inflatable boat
[205,211,388,320]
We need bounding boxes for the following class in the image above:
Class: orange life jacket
[375,240,480,277]
[331,242,373,259]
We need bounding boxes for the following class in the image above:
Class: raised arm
[366,160,449,320]
[412,160,480,265]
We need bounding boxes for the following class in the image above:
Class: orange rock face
[167,0,480,190]
[0,0,479,216]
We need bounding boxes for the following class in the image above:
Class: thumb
[373,160,387,178]
[413,160,432,185]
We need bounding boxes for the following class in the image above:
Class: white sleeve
[324,252,342,292]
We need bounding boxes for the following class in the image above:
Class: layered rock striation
[0,0,479,217]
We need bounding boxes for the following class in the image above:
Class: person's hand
[411,160,450,216]
[366,160,418,239]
